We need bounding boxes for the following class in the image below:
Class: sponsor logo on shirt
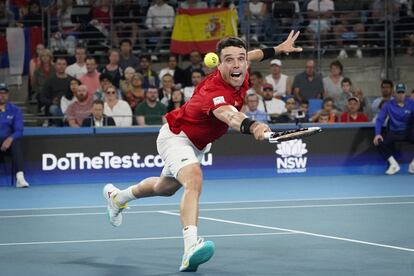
[6,115,14,120]
[213,96,226,106]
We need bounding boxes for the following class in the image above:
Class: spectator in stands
[339,96,369,123]
[91,0,111,29]
[411,89,414,100]
[104,85,133,127]
[336,77,353,112]
[317,110,331,123]
[79,57,101,98]
[371,79,394,118]
[265,59,291,99]
[65,46,87,79]
[124,72,145,110]
[82,99,116,127]
[323,60,344,102]
[183,51,203,87]
[183,69,204,101]
[240,0,267,43]
[94,73,122,101]
[166,88,185,112]
[40,57,76,126]
[66,84,93,127]
[292,59,324,102]
[135,86,167,125]
[21,1,42,27]
[119,39,139,71]
[32,49,55,105]
[50,31,77,56]
[274,97,298,124]
[158,55,186,88]
[180,0,207,9]
[299,99,310,122]
[370,0,401,42]
[310,97,337,123]
[142,0,175,61]
[373,83,414,175]
[159,73,175,107]
[214,0,236,9]
[257,83,287,121]
[305,0,334,47]
[263,1,302,44]
[247,71,264,99]
[334,0,365,59]
[100,48,123,88]
[244,93,269,123]
[0,83,29,188]
[120,67,136,96]
[137,54,160,89]
[0,0,16,33]
[353,87,373,120]
[28,43,44,101]
[112,0,143,47]
[57,0,79,33]
[61,78,80,115]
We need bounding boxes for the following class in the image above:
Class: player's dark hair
[216,37,247,57]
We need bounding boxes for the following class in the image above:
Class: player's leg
[8,139,29,188]
[103,175,181,227]
[377,131,401,175]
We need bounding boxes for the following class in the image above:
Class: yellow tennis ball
[204,52,219,68]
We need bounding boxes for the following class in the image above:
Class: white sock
[183,225,198,253]
[387,156,399,167]
[115,186,136,205]
[16,171,25,182]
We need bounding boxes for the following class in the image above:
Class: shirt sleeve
[11,107,23,140]
[203,90,233,116]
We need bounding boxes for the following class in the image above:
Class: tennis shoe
[179,238,215,272]
[103,184,128,227]
[408,160,414,174]
[385,163,400,175]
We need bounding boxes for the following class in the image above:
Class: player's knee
[183,174,203,195]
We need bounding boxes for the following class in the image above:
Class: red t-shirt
[340,112,369,123]
[166,69,249,150]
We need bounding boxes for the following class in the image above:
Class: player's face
[0,92,9,105]
[395,91,406,103]
[218,46,248,89]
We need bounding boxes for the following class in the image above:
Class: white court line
[159,211,414,253]
[0,232,295,247]
[1,195,414,212]
[1,201,414,219]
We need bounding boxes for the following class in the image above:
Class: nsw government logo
[275,139,308,173]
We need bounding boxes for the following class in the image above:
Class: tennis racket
[264,127,322,143]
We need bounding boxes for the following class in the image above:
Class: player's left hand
[252,123,271,140]
[275,30,303,54]
[0,137,13,152]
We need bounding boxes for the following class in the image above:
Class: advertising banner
[1,127,413,186]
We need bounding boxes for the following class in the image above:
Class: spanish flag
[170,8,238,54]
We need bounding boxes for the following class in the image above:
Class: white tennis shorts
[156,124,211,178]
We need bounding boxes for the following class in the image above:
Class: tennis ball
[204,52,219,68]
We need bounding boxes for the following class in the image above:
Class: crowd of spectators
[1,0,413,60]
[1,0,413,127]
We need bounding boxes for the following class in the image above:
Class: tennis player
[104,31,302,272]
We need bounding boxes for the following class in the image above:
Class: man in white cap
[265,58,292,99]
[0,83,29,188]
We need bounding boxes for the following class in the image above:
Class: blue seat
[308,99,323,116]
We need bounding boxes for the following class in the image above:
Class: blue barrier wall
[1,124,413,186]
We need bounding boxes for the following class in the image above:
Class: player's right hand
[252,123,271,140]
[373,134,383,146]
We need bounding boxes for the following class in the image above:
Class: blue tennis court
[1,175,413,275]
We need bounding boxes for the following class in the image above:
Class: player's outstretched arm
[247,30,303,62]
[212,105,271,140]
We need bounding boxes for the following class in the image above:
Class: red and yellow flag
[170,8,238,55]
